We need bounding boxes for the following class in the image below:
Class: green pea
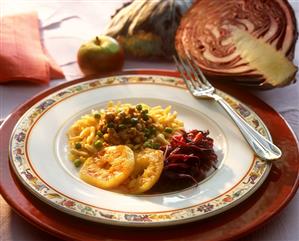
[141,109,148,115]
[149,126,156,134]
[107,122,115,128]
[164,127,173,133]
[143,141,152,148]
[130,117,138,126]
[118,124,126,130]
[94,140,103,149]
[97,131,103,137]
[74,159,82,167]
[136,104,142,111]
[75,142,82,149]
[144,128,151,136]
[151,143,160,149]
[142,114,149,121]
[94,112,101,119]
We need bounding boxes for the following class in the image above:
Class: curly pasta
[68,102,184,166]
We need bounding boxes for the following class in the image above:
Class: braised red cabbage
[149,129,217,193]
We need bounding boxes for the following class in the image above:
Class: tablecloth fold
[0,12,64,84]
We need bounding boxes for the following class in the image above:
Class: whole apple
[77,35,125,75]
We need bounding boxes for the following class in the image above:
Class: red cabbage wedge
[175,0,298,89]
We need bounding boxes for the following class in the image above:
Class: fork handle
[215,97,282,160]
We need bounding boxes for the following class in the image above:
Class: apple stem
[95,36,101,45]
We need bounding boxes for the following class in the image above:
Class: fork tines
[173,54,213,90]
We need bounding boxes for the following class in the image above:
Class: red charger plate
[0,70,298,241]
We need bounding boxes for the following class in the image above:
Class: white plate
[9,74,271,226]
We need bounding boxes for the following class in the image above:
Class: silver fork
[174,55,282,161]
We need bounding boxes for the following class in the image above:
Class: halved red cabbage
[175,0,298,88]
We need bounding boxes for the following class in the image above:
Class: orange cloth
[0,12,64,84]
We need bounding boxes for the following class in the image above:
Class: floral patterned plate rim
[9,74,272,227]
